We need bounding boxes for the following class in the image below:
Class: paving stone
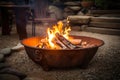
[0,54,4,62]
[83,27,120,35]
[68,15,91,24]
[0,48,12,56]
[90,10,120,16]
[0,74,20,80]
[89,22,120,29]
[0,63,10,70]
[0,68,27,79]
[91,17,120,23]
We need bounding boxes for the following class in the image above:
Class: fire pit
[22,35,103,71]
[22,21,104,71]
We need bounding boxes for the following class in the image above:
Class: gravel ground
[0,25,120,80]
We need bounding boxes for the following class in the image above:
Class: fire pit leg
[40,59,51,71]
[80,63,89,69]
[41,65,50,71]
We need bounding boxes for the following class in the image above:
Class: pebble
[0,68,27,79]
[0,74,20,80]
[0,54,4,62]
[0,48,12,56]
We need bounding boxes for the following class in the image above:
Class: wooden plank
[83,27,120,35]
[89,22,120,29]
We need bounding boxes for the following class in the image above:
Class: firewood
[53,38,69,49]
[69,39,82,45]
[36,43,43,48]
[42,43,49,49]
[55,33,78,49]
[36,40,49,49]
[36,38,47,48]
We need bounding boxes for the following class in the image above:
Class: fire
[47,21,71,49]
[40,21,71,49]
[37,21,91,49]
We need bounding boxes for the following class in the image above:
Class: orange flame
[47,21,71,49]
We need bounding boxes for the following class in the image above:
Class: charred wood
[55,33,79,49]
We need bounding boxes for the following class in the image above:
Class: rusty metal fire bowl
[22,35,104,71]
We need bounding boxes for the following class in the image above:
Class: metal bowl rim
[21,35,104,51]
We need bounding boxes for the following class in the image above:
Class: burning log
[52,38,69,49]
[36,42,49,49]
[69,39,82,45]
[55,33,79,49]
[36,39,50,49]
[34,21,96,50]
[35,35,91,49]
[36,43,43,48]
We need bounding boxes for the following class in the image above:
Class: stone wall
[48,1,96,20]
[48,1,120,35]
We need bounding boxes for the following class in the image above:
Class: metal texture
[22,35,104,71]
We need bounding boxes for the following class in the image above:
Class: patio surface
[0,24,120,80]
